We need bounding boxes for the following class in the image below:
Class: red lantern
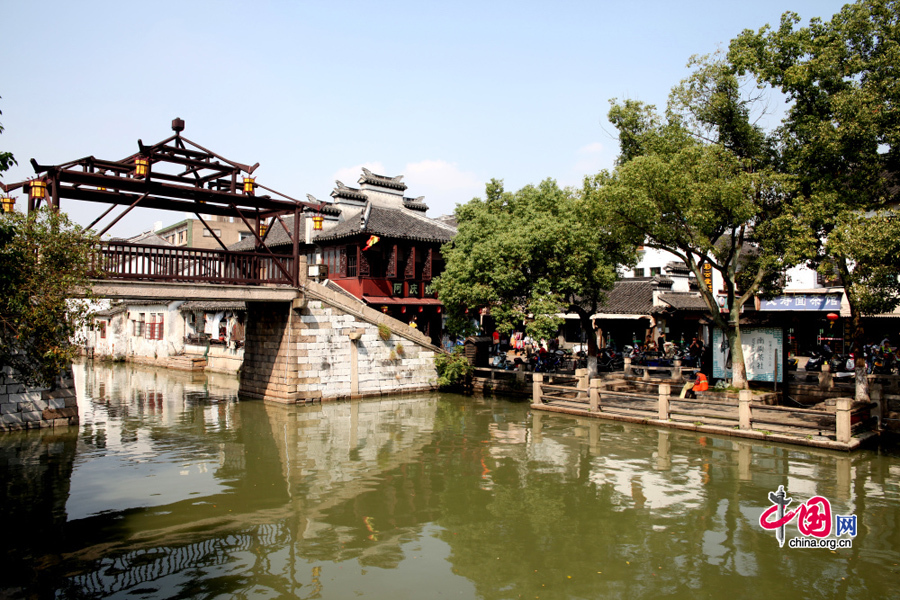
[826,313,839,322]
[436,307,441,314]
[401,306,407,314]
[418,306,424,313]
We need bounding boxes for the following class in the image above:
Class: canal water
[1,362,899,599]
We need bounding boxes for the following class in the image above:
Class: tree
[0,208,97,387]
[434,178,635,362]
[585,58,809,388]
[729,0,900,399]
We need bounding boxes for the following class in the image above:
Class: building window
[203,229,222,237]
[146,313,164,340]
[134,313,145,337]
[239,231,252,241]
[650,267,661,276]
[179,231,186,244]
[98,321,107,339]
[633,268,645,277]
[347,253,358,277]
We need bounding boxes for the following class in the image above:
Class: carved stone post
[624,357,632,378]
[836,397,852,444]
[739,389,752,430]
[533,373,544,405]
[658,383,670,421]
[818,362,833,390]
[589,378,600,413]
[870,383,883,431]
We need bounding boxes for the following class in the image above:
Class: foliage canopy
[0,209,97,386]
[435,178,635,348]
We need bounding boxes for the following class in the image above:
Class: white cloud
[579,142,605,154]
[402,159,484,216]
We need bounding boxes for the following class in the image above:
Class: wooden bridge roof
[2,118,321,223]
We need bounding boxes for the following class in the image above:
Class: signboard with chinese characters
[701,262,713,292]
[758,294,841,311]
[712,327,783,382]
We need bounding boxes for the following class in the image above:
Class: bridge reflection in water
[1,361,899,599]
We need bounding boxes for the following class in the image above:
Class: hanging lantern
[28,179,47,200]
[401,306,407,314]
[312,214,324,231]
[381,305,389,314]
[259,223,268,237]
[826,313,839,322]
[243,177,256,195]
[134,156,150,178]
[1,195,14,213]
[436,306,441,314]
[418,306,424,313]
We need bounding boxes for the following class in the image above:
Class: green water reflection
[1,361,899,599]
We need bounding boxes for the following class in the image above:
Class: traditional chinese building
[231,168,456,345]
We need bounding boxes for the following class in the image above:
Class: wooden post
[533,373,544,405]
[819,362,833,390]
[624,357,632,378]
[870,383,883,431]
[739,389,752,430]
[658,383,670,421]
[589,378,600,413]
[836,397,852,444]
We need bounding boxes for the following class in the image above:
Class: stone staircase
[166,356,208,371]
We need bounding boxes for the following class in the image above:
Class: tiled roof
[95,304,127,318]
[331,181,368,201]
[594,279,658,315]
[658,292,708,311]
[359,167,408,191]
[594,277,675,316]
[403,197,429,212]
[314,204,456,244]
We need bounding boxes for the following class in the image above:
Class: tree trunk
[851,311,869,402]
[724,322,748,389]
[573,307,599,378]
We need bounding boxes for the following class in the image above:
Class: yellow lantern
[259,223,267,237]
[134,156,150,178]
[1,195,14,213]
[243,177,255,195]
[29,180,47,200]
[312,214,324,231]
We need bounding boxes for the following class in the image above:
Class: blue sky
[1,0,849,237]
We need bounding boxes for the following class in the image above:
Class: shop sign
[759,294,841,311]
[702,262,713,292]
[712,327,783,383]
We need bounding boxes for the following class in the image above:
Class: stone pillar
[624,357,632,378]
[348,329,363,398]
[673,359,682,381]
[532,373,544,405]
[819,362,833,390]
[870,384,883,430]
[239,300,307,402]
[739,390,752,430]
[576,368,589,394]
[836,397,852,443]
[589,378,600,412]
[658,383,670,421]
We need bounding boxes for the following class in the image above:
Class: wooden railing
[533,374,876,444]
[90,242,296,286]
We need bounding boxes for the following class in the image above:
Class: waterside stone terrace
[0,366,78,432]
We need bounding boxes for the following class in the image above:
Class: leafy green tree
[585,58,809,388]
[0,98,15,174]
[435,178,634,359]
[0,208,97,386]
[729,0,900,399]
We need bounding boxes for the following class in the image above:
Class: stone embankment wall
[0,366,79,432]
[240,281,440,403]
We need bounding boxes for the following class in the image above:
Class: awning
[590,313,650,320]
[362,296,443,306]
